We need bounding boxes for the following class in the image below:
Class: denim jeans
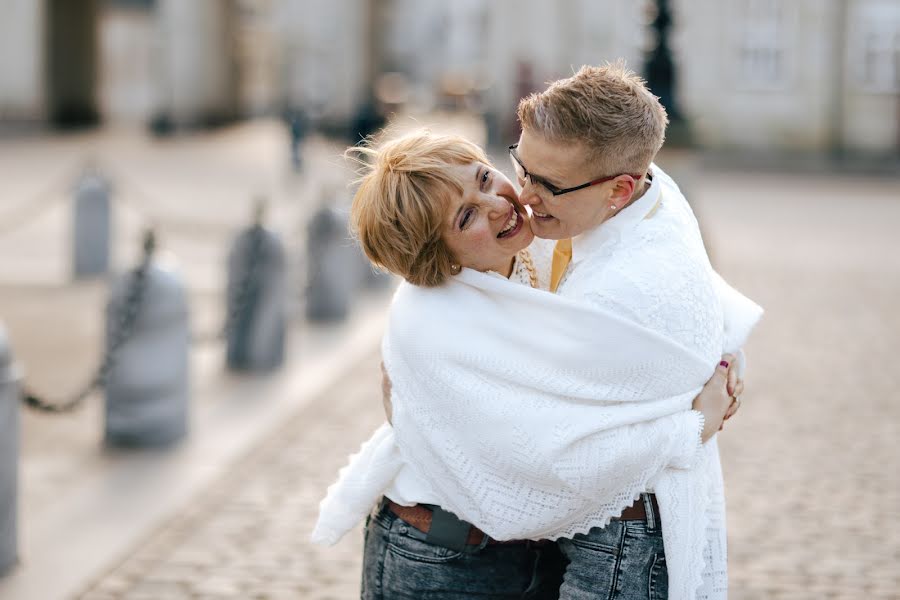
[557,497,667,600]
[361,501,566,599]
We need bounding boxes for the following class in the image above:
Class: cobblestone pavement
[693,169,900,600]
[67,166,900,600]
[77,351,385,600]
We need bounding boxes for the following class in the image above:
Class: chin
[514,233,535,252]
[531,220,566,240]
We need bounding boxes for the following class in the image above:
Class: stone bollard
[305,206,357,322]
[357,246,393,290]
[0,323,22,576]
[73,169,112,278]
[225,214,287,372]
[105,234,190,447]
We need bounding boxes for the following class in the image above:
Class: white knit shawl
[314,267,761,599]
[314,182,763,599]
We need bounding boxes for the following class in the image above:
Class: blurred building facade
[675,0,900,155]
[0,0,898,155]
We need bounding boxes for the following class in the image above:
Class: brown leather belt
[385,494,659,547]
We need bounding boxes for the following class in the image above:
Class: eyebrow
[532,171,562,189]
[516,150,564,188]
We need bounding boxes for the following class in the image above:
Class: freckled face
[442,162,534,275]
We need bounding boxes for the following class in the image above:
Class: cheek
[448,228,494,261]
[467,227,497,252]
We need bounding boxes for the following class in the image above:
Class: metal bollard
[305,206,357,322]
[105,234,190,447]
[0,323,21,576]
[225,217,287,372]
[73,169,112,278]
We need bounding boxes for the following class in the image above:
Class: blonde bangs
[348,129,489,287]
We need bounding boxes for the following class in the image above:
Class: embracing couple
[313,63,763,600]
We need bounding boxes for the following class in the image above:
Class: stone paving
[77,351,384,600]
[692,168,900,600]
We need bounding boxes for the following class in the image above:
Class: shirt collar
[570,166,661,264]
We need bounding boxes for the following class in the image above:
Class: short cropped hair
[517,62,669,176]
[348,129,489,287]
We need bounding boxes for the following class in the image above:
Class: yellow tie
[550,238,572,293]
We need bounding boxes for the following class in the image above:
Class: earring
[450,263,461,274]
[610,205,618,211]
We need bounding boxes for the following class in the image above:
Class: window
[850,2,900,93]
[733,0,793,90]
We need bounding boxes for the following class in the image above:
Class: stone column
[155,0,238,128]
[47,0,100,127]
[0,0,45,124]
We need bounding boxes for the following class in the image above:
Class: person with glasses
[503,62,751,600]
[314,64,761,600]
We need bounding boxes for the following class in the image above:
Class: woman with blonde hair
[314,129,758,600]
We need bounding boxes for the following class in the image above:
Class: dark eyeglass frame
[508,144,643,197]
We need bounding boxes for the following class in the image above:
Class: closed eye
[533,176,560,195]
[459,208,474,229]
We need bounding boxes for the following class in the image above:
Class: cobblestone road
[77,351,385,600]
[695,169,900,600]
[76,166,899,599]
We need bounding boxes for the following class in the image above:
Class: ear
[609,175,636,204]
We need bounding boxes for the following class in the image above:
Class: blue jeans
[361,502,565,599]
[557,497,668,600]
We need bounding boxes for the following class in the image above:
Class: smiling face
[441,161,534,276]
[514,128,637,240]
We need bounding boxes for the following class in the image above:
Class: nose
[484,194,510,219]
[518,179,543,206]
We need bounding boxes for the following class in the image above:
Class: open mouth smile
[497,204,524,239]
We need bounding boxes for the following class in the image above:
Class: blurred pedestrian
[285,106,308,171]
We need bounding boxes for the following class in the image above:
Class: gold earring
[450,263,461,274]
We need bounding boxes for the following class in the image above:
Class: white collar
[571,165,661,265]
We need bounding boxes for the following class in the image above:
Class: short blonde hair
[517,62,669,175]
[348,129,489,287]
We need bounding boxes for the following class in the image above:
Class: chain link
[23,231,156,413]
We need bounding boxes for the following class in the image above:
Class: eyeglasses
[508,144,642,197]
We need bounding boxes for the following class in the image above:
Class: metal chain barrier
[22,231,156,413]
[8,159,295,409]
[102,165,272,347]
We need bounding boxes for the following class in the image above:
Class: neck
[495,254,516,278]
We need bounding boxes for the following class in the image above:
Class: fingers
[726,364,738,397]
[733,379,744,399]
[716,353,736,380]
[723,400,737,421]
[723,394,743,421]
[720,401,737,431]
